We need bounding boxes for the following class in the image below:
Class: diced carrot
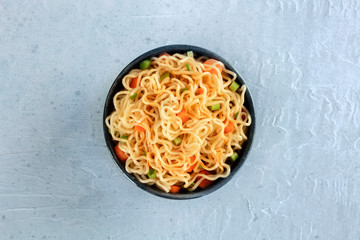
[199,179,212,188]
[130,77,138,88]
[185,165,195,173]
[224,121,234,133]
[196,170,212,188]
[159,52,170,57]
[177,109,190,123]
[135,125,146,132]
[114,144,128,162]
[204,59,222,75]
[185,155,196,172]
[196,85,211,95]
[196,88,204,94]
[169,185,181,193]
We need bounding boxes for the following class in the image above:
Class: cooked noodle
[105,52,251,192]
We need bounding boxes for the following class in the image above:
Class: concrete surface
[1,0,359,239]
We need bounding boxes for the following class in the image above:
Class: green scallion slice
[187,51,194,58]
[186,64,191,71]
[120,135,128,140]
[209,103,220,111]
[160,71,170,81]
[235,111,239,119]
[141,151,146,156]
[129,93,137,99]
[148,168,156,179]
[229,81,240,92]
[181,87,188,93]
[230,152,239,162]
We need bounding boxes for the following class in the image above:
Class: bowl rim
[103,44,256,200]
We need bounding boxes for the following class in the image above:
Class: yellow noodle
[105,53,251,192]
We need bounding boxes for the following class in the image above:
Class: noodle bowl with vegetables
[105,51,252,193]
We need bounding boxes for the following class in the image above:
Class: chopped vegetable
[173,137,183,146]
[196,170,212,188]
[140,60,151,70]
[185,156,196,172]
[198,165,203,169]
[197,85,210,95]
[141,151,146,156]
[197,85,210,94]
[160,71,170,81]
[224,121,234,133]
[129,93,137,99]
[135,125,146,132]
[176,109,190,123]
[180,87,188,93]
[130,77,138,88]
[120,134,127,143]
[185,165,195,173]
[204,59,222,74]
[209,103,220,111]
[186,64,191,71]
[159,52,170,57]
[187,51,194,58]
[199,179,212,188]
[229,81,240,92]
[196,88,204,94]
[148,168,156,179]
[235,111,239,119]
[169,185,181,193]
[230,152,239,162]
[114,144,128,162]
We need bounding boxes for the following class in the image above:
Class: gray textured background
[1,1,360,239]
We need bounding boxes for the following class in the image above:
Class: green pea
[140,60,151,70]
[173,137,182,146]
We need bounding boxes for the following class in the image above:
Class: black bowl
[103,45,256,200]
